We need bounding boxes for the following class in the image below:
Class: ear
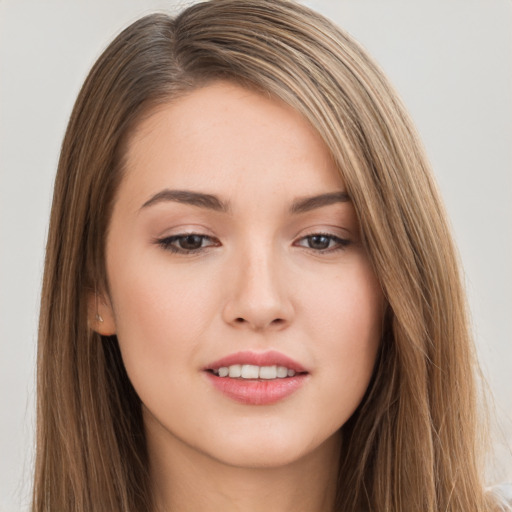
[88,290,116,336]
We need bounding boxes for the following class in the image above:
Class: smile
[211,364,297,379]
[204,351,309,405]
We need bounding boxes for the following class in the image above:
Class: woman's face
[99,81,384,469]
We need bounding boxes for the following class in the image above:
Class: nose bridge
[244,243,278,299]
[223,237,292,330]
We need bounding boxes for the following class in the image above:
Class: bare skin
[93,81,383,511]
[147,412,341,512]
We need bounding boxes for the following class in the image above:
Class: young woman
[33,0,509,510]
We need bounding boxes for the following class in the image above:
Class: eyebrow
[141,189,229,212]
[140,189,350,214]
[290,191,350,214]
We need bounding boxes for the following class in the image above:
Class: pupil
[309,235,329,249]
[180,235,203,249]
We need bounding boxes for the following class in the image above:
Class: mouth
[208,364,301,379]
[203,351,309,405]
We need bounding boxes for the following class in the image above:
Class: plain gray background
[1,1,511,510]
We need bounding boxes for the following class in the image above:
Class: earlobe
[88,290,116,336]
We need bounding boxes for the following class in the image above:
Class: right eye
[155,234,220,254]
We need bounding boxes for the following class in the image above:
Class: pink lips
[205,350,307,373]
[203,350,309,405]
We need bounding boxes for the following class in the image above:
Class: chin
[203,424,341,470]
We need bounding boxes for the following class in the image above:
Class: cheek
[301,260,383,413]
[301,256,383,343]
[106,254,220,384]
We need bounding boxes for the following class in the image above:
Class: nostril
[231,317,287,328]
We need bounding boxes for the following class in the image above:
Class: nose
[222,245,294,332]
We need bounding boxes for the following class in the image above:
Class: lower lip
[205,372,308,405]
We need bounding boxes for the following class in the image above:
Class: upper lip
[204,350,308,373]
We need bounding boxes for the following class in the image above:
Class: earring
[94,286,104,323]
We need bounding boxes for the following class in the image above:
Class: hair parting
[34,1,502,511]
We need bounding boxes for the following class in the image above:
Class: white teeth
[241,364,260,379]
[259,366,277,379]
[276,366,288,378]
[228,364,242,378]
[212,364,299,379]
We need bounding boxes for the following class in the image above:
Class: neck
[146,416,341,512]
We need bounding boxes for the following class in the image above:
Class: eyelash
[155,232,351,255]
[155,233,220,254]
[294,233,351,253]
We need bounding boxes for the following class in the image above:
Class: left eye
[295,234,350,251]
[156,234,219,253]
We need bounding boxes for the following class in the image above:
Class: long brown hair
[34,1,500,510]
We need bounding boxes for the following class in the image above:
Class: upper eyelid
[292,225,352,240]
[156,229,350,241]
[155,232,350,252]
[296,233,348,240]
[294,233,350,246]
[156,230,348,239]
[158,233,219,244]
[154,233,220,255]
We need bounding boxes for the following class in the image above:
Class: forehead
[119,81,344,207]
